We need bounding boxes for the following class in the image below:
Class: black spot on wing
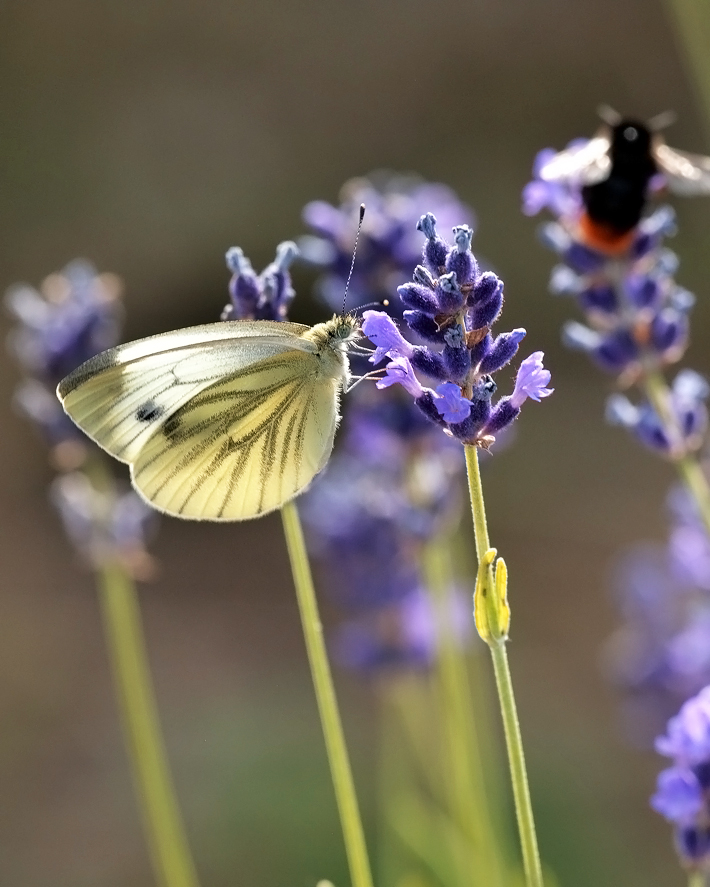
[136,399,165,423]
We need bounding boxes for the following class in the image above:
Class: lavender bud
[445,226,477,284]
[417,213,448,271]
[415,390,447,425]
[411,348,448,381]
[442,340,471,382]
[482,396,520,436]
[479,329,526,374]
[651,310,688,356]
[435,272,464,314]
[398,282,439,315]
[403,310,444,343]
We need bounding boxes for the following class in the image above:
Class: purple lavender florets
[363,213,552,447]
[6,261,158,570]
[652,686,710,870]
[222,241,298,322]
[606,370,709,458]
[6,261,123,458]
[524,136,701,453]
[299,173,475,314]
[606,478,710,739]
[51,472,158,580]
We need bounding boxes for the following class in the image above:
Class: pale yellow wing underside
[130,350,340,520]
[57,321,311,464]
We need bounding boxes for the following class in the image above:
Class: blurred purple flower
[6,261,157,570]
[51,472,158,579]
[652,686,710,869]
[302,386,470,672]
[606,475,710,739]
[6,261,123,460]
[300,172,475,314]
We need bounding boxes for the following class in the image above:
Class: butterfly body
[57,314,361,521]
[538,117,710,253]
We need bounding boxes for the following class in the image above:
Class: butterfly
[538,107,710,253]
[56,314,362,521]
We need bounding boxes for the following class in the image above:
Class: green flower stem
[643,370,710,537]
[422,537,508,887]
[464,444,544,887]
[281,502,374,887]
[689,871,707,887]
[98,561,200,887]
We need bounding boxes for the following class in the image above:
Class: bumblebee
[538,107,710,253]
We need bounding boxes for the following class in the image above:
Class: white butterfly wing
[130,349,341,520]
[654,143,710,195]
[57,321,312,464]
[538,135,611,185]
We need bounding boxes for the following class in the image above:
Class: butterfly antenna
[341,203,365,317]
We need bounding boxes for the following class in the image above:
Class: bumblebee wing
[130,350,341,521]
[538,135,611,185]
[57,320,313,464]
[654,143,710,195]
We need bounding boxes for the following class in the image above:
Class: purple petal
[510,352,554,409]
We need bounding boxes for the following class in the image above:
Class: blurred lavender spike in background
[301,387,470,672]
[299,172,475,315]
[6,261,157,568]
[605,477,710,741]
[652,686,710,870]
[6,261,124,464]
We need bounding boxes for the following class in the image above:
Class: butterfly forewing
[57,321,313,463]
[130,349,340,520]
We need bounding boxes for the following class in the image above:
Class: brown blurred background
[2,1,710,885]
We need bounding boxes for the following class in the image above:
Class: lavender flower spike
[366,216,552,447]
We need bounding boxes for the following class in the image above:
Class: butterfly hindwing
[57,321,312,463]
[130,349,340,520]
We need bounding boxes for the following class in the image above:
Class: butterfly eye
[624,126,638,142]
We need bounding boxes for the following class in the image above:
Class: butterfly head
[323,313,362,351]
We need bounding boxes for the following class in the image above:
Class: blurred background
[2,1,710,885]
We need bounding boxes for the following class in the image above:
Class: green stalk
[98,561,200,887]
[689,871,707,887]
[280,502,374,887]
[643,370,710,536]
[464,444,544,887]
[422,537,508,887]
